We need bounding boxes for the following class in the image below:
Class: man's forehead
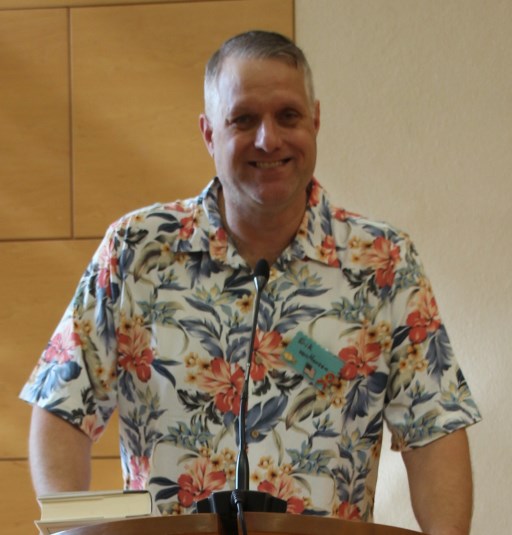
[220,55,300,77]
[217,56,308,97]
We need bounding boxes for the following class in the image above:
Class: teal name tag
[281,331,344,389]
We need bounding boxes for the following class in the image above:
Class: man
[21,31,480,534]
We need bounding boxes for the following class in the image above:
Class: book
[35,489,152,534]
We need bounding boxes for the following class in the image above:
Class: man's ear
[199,114,215,157]
[313,100,321,134]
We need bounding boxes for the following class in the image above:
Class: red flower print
[331,207,360,222]
[163,200,187,212]
[128,455,150,490]
[117,322,154,382]
[250,330,285,382]
[195,358,244,414]
[316,235,341,267]
[406,283,441,343]
[44,323,81,364]
[96,237,119,295]
[360,236,400,288]
[81,414,104,442]
[336,501,361,521]
[308,179,321,207]
[179,215,196,240]
[177,457,226,507]
[339,328,382,380]
[210,228,228,261]
[258,473,305,514]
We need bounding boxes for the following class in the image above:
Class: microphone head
[253,258,270,292]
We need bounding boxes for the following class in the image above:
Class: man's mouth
[251,158,290,169]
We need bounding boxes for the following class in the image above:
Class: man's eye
[232,115,256,128]
[279,110,300,125]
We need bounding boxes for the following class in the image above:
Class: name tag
[281,331,344,390]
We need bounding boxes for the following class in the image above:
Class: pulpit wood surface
[58,512,422,535]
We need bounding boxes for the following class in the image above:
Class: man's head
[200,30,320,220]
[204,30,316,121]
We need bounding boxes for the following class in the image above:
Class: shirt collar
[183,178,339,269]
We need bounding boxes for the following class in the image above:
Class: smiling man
[200,40,320,268]
[22,31,480,535]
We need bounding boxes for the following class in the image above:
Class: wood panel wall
[0,1,293,532]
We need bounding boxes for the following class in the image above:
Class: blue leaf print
[290,287,329,299]
[179,319,223,357]
[186,254,222,286]
[319,196,334,237]
[118,247,135,279]
[31,362,81,401]
[258,305,274,332]
[149,477,180,502]
[119,371,136,403]
[345,373,387,420]
[184,296,221,323]
[367,372,388,394]
[224,269,252,290]
[152,358,179,387]
[95,289,117,352]
[225,335,251,365]
[426,325,453,381]
[119,226,149,246]
[362,411,383,440]
[147,212,181,234]
[241,395,288,444]
[275,304,324,333]
[391,325,411,350]
[362,225,386,240]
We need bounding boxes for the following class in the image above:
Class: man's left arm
[402,429,474,535]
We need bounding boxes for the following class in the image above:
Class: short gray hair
[204,30,315,119]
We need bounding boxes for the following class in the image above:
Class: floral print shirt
[20,178,481,521]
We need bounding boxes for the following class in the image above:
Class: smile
[252,159,290,169]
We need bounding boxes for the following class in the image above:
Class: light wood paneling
[0,9,71,240]
[0,459,40,535]
[0,239,123,458]
[0,0,217,10]
[0,458,122,535]
[71,0,294,237]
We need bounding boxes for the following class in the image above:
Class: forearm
[402,429,473,535]
[29,406,93,495]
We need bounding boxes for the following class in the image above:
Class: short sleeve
[19,225,122,442]
[383,235,481,451]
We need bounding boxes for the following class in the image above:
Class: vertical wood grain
[0,9,71,240]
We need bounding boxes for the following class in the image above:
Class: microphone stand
[195,260,287,535]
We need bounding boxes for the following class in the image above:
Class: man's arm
[29,405,93,495]
[402,429,473,535]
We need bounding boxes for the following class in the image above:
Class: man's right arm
[29,406,93,495]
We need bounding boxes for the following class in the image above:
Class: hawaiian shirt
[20,178,481,522]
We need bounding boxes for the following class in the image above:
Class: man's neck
[219,189,307,269]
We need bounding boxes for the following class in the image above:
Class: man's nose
[254,118,282,152]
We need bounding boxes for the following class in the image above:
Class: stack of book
[35,489,152,534]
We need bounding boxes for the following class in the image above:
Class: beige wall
[296,1,511,532]
[0,1,293,533]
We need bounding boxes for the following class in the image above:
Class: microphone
[235,258,270,491]
[195,259,286,533]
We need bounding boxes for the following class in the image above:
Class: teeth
[255,160,285,169]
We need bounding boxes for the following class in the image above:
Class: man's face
[200,56,320,215]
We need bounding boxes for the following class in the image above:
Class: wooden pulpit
[57,511,422,535]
